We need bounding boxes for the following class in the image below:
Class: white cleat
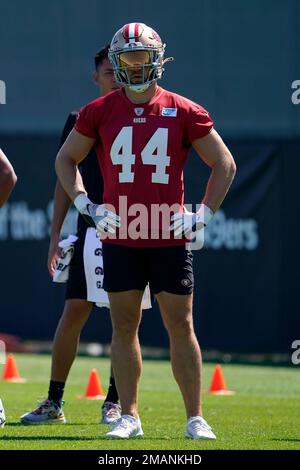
[20,399,66,425]
[0,399,6,428]
[101,401,121,425]
[106,414,144,439]
[186,416,216,440]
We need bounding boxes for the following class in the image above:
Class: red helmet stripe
[134,23,139,40]
[124,24,130,42]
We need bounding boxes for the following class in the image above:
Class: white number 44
[110,126,170,184]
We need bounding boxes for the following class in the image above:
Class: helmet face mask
[109,23,166,93]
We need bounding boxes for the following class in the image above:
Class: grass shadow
[270,438,300,442]
[0,435,179,442]
[5,422,99,427]
[0,436,100,441]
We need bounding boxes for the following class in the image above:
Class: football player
[56,23,236,439]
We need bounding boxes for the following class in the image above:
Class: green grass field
[0,353,299,450]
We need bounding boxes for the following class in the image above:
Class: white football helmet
[109,22,171,93]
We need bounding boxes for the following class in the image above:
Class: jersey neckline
[119,86,164,109]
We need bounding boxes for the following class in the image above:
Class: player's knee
[112,326,138,342]
[164,315,194,337]
[62,300,92,325]
[111,312,140,338]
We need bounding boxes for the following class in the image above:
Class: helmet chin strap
[128,82,151,93]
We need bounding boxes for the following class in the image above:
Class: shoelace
[114,417,135,430]
[189,419,211,432]
[104,403,121,417]
[33,399,63,415]
[33,399,52,414]
[107,407,121,418]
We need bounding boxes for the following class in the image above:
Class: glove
[74,193,121,236]
[169,204,214,239]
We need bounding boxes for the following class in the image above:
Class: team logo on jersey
[134,107,144,116]
[161,107,177,117]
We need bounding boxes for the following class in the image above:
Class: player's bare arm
[170,129,236,237]
[55,129,95,201]
[56,129,120,235]
[192,129,236,212]
[0,148,17,207]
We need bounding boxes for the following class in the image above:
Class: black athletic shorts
[65,230,87,300]
[102,244,194,295]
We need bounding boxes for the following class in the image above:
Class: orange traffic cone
[208,364,235,395]
[78,369,105,400]
[2,354,26,383]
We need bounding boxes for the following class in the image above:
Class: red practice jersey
[75,86,213,247]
